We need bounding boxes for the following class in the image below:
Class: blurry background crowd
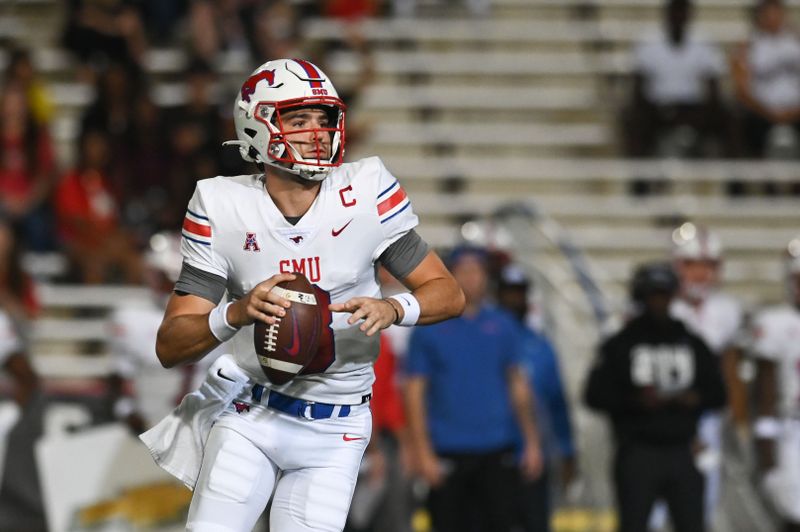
[1,0,800,530]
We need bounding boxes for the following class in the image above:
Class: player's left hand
[329,297,397,336]
[520,440,543,481]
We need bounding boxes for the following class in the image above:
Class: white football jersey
[751,305,800,418]
[110,299,221,427]
[671,292,743,354]
[181,156,418,404]
[0,311,21,367]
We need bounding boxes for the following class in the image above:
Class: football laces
[264,318,280,352]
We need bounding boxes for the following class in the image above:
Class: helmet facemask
[254,97,346,181]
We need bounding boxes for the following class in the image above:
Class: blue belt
[251,384,371,420]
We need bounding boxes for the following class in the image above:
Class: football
[253,272,321,385]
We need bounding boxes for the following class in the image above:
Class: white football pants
[187,403,371,532]
[763,419,800,524]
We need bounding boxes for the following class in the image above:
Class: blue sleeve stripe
[379,201,410,224]
[377,180,398,199]
[182,232,211,246]
[186,208,209,220]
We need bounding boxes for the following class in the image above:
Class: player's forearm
[156,313,220,368]
[410,277,465,325]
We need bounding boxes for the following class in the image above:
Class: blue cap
[446,245,488,269]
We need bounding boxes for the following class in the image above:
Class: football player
[665,223,745,528]
[141,58,464,532]
[107,232,221,432]
[751,238,800,531]
[584,261,726,532]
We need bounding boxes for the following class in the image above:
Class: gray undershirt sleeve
[174,263,228,304]
[378,229,430,280]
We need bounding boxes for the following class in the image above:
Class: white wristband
[389,293,420,326]
[754,416,782,439]
[209,301,239,342]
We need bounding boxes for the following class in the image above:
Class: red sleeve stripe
[377,187,407,216]
[183,218,211,237]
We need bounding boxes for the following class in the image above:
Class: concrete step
[405,192,800,227]
[304,17,749,46]
[327,49,630,78]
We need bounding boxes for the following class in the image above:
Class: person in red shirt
[53,129,142,284]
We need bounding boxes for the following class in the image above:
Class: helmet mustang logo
[241,69,276,103]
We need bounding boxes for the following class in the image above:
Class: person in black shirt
[584,261,726,532]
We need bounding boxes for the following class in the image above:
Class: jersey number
[300,286,336,375]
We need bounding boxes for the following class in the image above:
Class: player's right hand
[227,273,296,327]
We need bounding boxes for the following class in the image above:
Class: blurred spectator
[53,129,142,284]
[584,262,726,532]
[164,58,223,230]
[732,0,800,161]
[106,232,219,434]
[749,237,800,531]
[496,264,577,532]
[3,47,53,126]
[139,0,190,45]
[666,224,746,529]
[249,0,306,61]
[0,220,39,329]
[81,62,143,174]
[622,0,730,165]
[117,90,173,236]
[189,0,254,63]
[0,81,57,252]
[61,0,147,73]
[405,246,542,532]
[171,59,221,164]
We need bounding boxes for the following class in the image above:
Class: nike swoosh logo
[343,434,365,442]
[284,309,300,357]
[217,369,235,382]
[331,219,353,237]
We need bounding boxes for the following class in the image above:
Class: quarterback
[140,58,464,531]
